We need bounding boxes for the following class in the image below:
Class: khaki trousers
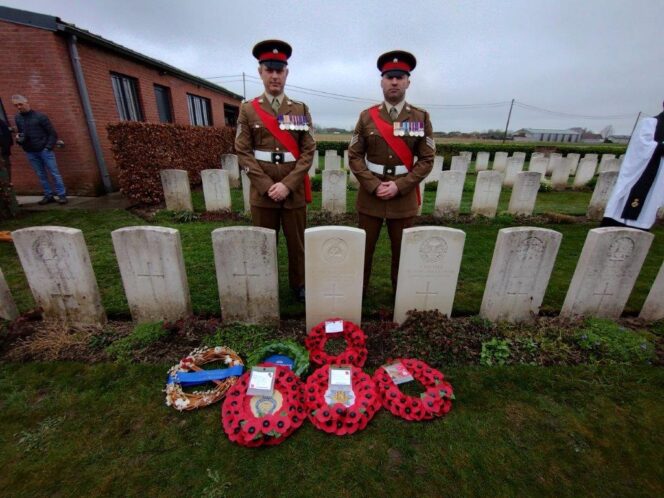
[358,213,414,293]
[251,205,306,289]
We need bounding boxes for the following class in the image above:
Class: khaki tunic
[234,95,316,208]
[348,103,435,218]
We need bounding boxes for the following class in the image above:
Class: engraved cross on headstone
[324,282,344,312]
[593,281,614,309]
[415,281,438,309]
[50,283,76,319]
[233,260,261,301]
[137,260,165,304]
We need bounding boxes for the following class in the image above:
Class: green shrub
[539,181,553,193]
[424,181,438,192]
[203,322,274,360]
[172,210,200,222]
[309,175,322,192]
[480,338,511,366]
[575,318,655,364]
[106,321,168,362]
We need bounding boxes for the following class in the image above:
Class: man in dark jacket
[11,94,67,204]
[0,117,12,181]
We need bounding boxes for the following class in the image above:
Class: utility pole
[502,98,515,144]
[626,111,642,148]
[242,72,246,99]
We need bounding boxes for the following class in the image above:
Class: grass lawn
[0,363,661,497]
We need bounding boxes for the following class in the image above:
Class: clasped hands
[375,181,399,200]
[268,182,290,202]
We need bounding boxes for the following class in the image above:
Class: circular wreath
[373,359,454,421]
[165,346,244,411]
[246,340,310,377]
[304,364,381,436]
[221,365,306,447]
[305,319,368,368]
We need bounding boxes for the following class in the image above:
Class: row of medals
[278,115,309,131]
[393,121,425,137]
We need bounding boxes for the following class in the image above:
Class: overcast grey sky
[5,0,663,133]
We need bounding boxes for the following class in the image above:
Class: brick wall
[0,20,242,196]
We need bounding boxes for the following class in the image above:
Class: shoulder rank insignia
[393,121,425,137]
[278,114,309,131]
[426,136,435,150]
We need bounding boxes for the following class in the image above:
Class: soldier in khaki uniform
[348,50,434,293]
[235,40,315,302]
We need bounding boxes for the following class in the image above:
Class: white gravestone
[344,149,349,168]
[459,151,473,163]
[322,170,347,214]
[471,171,503,218]
[573,158,598,188]
[450,156,469,174]
[528,156,548,177]
[220,154,240,188]
[425,156,443,184]
[531,152,545,160]
[551,161,571,190]
[586,171,618,220]
[566,153,581,176]
[512,151,526,161]
[584,153,598,162]
[546,153,562,175]
[12,227,106,326]
[325,151,341,171]
[480,227,562,323]
[598,154,617,174]
[212,227,279,324]
[393,227,466,324]
[160,169,193,212]
[561,227,654,319]
[241,169,251,214]
[508,172,541,216]
[201,169,232,212]
[111,226,191,323]
[417,181,425,216]
[602,158,621,173]
[503,157,523,187]
[433,171,465,218]
[310,150,319,177]
[493,152,508,172]
[0,267,19,320]
[305,226,365,330]
[475,152,490,171]
[640,261,664,321]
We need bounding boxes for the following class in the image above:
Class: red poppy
[305,319,368,368]
[304,364,380,436]
[373,359,454,422]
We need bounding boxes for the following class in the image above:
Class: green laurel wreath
[246,340,310,377]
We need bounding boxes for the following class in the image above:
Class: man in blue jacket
[11,94,67,204]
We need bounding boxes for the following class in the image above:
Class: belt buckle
[271,152,284,164]
[384,165,395,176]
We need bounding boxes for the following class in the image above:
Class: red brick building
[0,6,243,195]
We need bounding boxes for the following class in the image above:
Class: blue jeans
[25,149,66,197]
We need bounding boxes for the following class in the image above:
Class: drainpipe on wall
[66,34,113,193]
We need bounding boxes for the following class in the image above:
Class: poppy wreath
[221,365,306,447]
[305,319,368,368]
[246,340,310,377]
[165,346,244,411]
[304,364,381,436]
[373,359,454,421]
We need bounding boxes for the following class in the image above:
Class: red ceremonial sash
[251,98,312,203]
[368,106,420,205]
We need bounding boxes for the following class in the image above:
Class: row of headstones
[162,163,619,222]
[2,225,662,329]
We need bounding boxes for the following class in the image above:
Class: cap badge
[273,48,279,54]
[393,58,398,63]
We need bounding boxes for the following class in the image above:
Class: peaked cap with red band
[377,50,417,77]
[252,39,292,69]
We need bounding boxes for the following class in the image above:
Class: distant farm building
[513,128,581,143]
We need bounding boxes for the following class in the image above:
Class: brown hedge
[107,122,235,205]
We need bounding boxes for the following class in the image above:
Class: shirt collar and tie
[384,100,406,121]
[265,92,285,114]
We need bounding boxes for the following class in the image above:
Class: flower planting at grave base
[221,365,306,447]
[373,358,454,421]
[304,364,381,436]
[305,319,368,368]
[165,346,244,411]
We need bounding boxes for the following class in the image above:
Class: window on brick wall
[154,84,173,123]
[111,73,143,121]
[224,104,239,126]
[187,94,213,126]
